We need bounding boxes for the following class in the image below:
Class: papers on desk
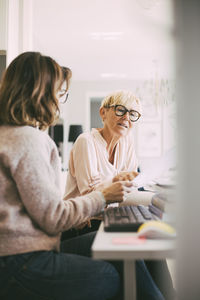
[134,147,177,189]
[132,167,176,190]
[154,175,176,188]
[120,148,177,227]
[120,190,154,207]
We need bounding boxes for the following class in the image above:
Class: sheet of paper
[120,190,154,206]
[133,148,176,188]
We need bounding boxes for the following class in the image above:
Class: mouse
[137,221,176,239]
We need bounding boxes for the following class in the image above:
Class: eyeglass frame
[58,89,69,104]
[106,104,141,122]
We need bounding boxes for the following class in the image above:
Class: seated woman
[64,90,148,236]
[64,90,175,300]
[0,52,166,300]
[65,90,140,200]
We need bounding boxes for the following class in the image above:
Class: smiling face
[99,91,142,139]
[100,104,135,138]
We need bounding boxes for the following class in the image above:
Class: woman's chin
[115,126,129,136]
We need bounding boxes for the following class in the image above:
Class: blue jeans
[0,232,164,300]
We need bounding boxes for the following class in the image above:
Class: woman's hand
[75,215,103,230]
[102,181,133,204]
[75,219,91,230]
[112,171,138,182]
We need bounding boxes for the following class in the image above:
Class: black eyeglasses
[108,105,141,122]
[58,89,69,104]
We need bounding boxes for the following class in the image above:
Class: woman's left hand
[75,214,104,230]
[112,171,138,182]
[75,219,92,230]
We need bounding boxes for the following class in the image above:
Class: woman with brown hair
[0,52,165,300]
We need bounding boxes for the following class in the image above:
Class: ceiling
[32,0,175,81]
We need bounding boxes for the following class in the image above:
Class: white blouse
[64,128,138,199]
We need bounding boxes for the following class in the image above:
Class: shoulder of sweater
[14,126,50,141]
[2,125,56,152]
[0,126,59,174]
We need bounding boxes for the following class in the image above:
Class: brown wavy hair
[0,52,71,130]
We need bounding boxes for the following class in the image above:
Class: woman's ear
[99,107,106,121]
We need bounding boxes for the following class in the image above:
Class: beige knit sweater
[0,125,105,256]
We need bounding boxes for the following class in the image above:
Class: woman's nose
[122,112,130,120]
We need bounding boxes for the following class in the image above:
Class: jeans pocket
[0,276,53,300]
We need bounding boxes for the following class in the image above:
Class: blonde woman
[64,90,175,300]
[65,90,141,199]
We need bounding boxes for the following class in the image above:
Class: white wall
[0,0,7,50]
[3,0,176,173]
[61,79,176,169]
[5,0,33,66]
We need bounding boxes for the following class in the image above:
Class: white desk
[92,223,176,300]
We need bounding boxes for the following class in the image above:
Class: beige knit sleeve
[12,130,105,235]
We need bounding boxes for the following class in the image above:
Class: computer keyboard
[104,205,159,232]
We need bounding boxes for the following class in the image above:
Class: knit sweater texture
[0,125,105,256]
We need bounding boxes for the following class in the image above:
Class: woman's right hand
[101,181,133,204]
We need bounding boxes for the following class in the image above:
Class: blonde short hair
[100,90,142,114]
